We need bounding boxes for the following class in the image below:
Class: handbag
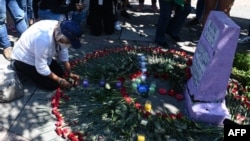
[0,65,24,103]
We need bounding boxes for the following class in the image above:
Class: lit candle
[99,79,105,87]
[150,81,156,89]
[137,84,149,94]
[132,82,137,89]
[137,53,144,60]
[140,61,147,68]
[149,87,155,95]
[116,81,122,89]
[141,67,147,73]
[136,78,141,84]
[144,100,152,112]
[140,55,146,62]
[82,79,88,87]
[140,75,146,82]
[137,134,145,141]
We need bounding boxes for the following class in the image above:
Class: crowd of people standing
[1,0,242,57]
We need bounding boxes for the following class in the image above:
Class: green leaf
[115,109,122,115]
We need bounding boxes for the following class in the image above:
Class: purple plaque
[187,11,240,102]
[184,11,240,125]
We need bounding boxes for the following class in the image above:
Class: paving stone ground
[0,0,249,141]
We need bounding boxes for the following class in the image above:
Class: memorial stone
[184,11,240,125]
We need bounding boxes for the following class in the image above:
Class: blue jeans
[38,9,67,21]
[27,0,33,22]
[155,0,191,44]
[0,0,27,49]
[39,9,87,25]
[72,11,87,24]
[17,0,33,24]
[17,0,27,24]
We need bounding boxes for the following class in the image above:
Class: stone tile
[0,126,8,141]
[0,80,36,129]
[120,28,155,42]
[3,130,31,141]
[0,55,10,66]
[10,90,63,140]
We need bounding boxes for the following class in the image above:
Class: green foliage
[233,51,250,71]
[57,48,223,140]
[232,68,250,86]
[232,51,250,86]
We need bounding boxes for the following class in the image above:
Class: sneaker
[151,4,158,12]
[3,47,13,61]
[136,4,144,12]
[114,21,121,30]
[238,36,250,44]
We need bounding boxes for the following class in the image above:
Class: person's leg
[72,10,87,25]
[248,23,250,36]
[13,60,64,90]
[38,9,66,21]
[17,0,28,25]
[6,9,17,33]
[201,0,217,26]
[196,0,204,21]
[151,0,158,11]
[121,0,130,19]
[186,0,204,26]
[136,0,144,11]
[113,0,121,30]
[88,0,103,36]
[0,0,11,48]
[103,0,115,35]
[7,0,28,35]
[27,0,34,26]
[167,0,192,41]
[155,0,173,47]
[0,0,13,60]
[217,0,235,16]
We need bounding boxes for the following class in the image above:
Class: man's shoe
[151,4,159,12]
[3,47,13,61]
[238,36,250,44]
[136,4,144,12]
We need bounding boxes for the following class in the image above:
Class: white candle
[141,67,147,73]
[140,75,146,82]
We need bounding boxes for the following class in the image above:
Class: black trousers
[13,60,64,90]
[87,0,115,36]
